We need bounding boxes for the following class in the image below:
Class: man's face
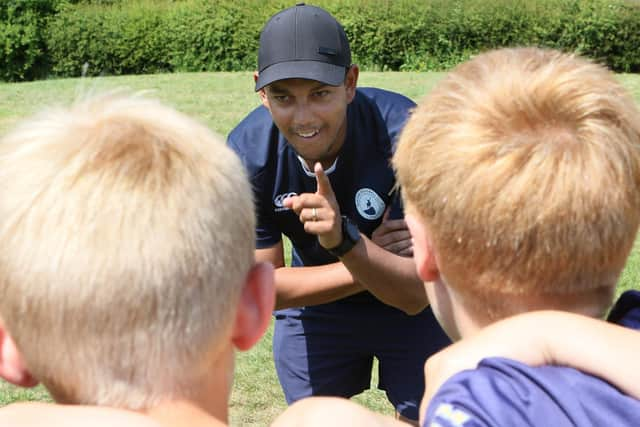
[258,68,357,169]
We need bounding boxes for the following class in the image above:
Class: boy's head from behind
[394,48,640,339]
[0,93,274,410]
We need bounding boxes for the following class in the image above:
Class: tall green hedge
[2,0,640,81]
[0,0,66,81]
[46,1,175,77]
[333,0,640,72]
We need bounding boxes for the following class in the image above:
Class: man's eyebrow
[268,82,331,94]
[267,84,290,94]
[310,82,331,91]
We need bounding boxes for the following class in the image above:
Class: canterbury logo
[274,192,297,209]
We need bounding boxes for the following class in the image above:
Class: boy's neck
[147,400,227,427]
[145,347,235,426]
[456,288,612,340]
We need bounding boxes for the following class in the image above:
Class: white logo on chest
[274,192,297,212]
[355,188,385,220]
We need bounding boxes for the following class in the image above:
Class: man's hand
[284,162,343,249]
[371,208,413,257]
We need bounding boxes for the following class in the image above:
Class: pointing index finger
[314,162,334,197]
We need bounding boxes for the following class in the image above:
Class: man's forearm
[274,262,363,309]
[340,235,428,315]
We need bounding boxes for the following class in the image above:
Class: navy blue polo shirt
[228,87,413,306]
[423,290,640,427]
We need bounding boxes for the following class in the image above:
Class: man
[227,3,450,422]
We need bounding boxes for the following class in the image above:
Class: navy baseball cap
[255,3,352,91]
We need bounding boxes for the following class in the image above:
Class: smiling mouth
[295,129,319,138]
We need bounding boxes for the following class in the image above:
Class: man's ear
[0,320,38,387]
[254,72,269,108]
[344,65,359,103]
[405,214,439,282]
[231,262,275,351]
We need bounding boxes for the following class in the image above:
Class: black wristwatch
[327,215,361,257]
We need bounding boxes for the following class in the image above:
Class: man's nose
[292,100,314,126]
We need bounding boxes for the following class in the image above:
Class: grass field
[0,71,639,425]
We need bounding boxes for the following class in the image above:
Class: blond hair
[0,92,255,408]
[394,48,640,318]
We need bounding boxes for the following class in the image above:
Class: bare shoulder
[272,397,409,427]
[0,402,160,427]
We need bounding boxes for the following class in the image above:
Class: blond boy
[394,47,640,426]
[0,93,274,426]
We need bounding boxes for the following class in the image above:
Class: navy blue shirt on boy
[423,290,640,427]
[229,87,450,420]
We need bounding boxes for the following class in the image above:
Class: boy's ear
[0,320,39,388]
[231,262,275,351]
[405,214,439,282]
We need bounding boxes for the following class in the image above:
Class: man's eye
[315,90,329,98]
[273,95,289,102]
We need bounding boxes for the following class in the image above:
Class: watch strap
[327,215,361,257]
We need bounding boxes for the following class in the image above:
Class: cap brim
[255,60,347,91]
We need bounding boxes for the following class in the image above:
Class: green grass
[1,71,640,425]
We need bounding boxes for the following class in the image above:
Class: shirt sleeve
[370,89,414,221]
[424,358,574,427]
[424,402,488,427]
[227,135,282,249]
[424,384,492,427]
[382,91,414,221]
[253,169,282,249]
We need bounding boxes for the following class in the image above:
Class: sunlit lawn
[0,71,639,425]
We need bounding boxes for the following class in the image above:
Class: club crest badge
[355,188,385,220]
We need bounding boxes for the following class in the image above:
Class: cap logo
[318,46,337,56]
